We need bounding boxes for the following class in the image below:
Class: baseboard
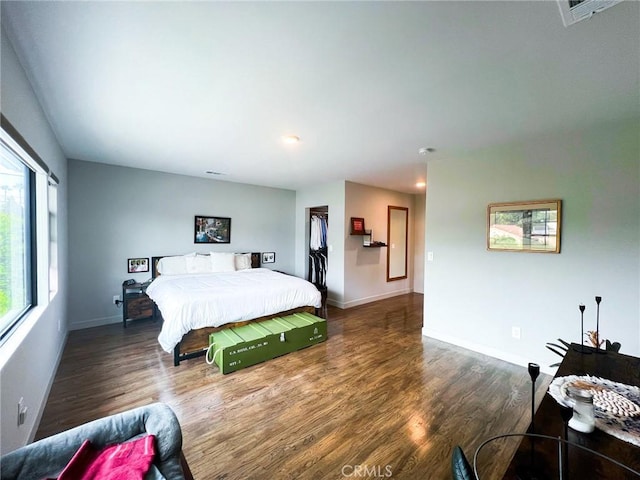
[28,329,68,443]
[70,315,121,331]
[338,289,413,310]
[422,327,557,376]
[326,298,342,309]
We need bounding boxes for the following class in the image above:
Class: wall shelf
[364,242,387,248]
[351,229,386,248]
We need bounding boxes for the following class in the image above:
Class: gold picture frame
[487,199,561,253]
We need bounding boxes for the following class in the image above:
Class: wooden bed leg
[173,344,180,367]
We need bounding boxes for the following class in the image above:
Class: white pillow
[234,253,252,271]
[210,252,237,272]
[157,256,189,275]
[186,255,214,274]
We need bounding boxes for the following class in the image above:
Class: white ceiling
[2,1,639,193]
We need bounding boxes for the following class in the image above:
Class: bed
[147,252,323,366]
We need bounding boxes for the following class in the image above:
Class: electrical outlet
[113,295,120,305]
[512,326,521,340]
[17,397,27,426]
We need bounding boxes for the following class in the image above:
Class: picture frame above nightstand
[128,257,149,273]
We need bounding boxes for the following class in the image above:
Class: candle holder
[595,296,606,355]
[528,363,540,466]
[528,362,540,433]
[573,304,591,354]
[515,363,546,480]
[559,404,574,480]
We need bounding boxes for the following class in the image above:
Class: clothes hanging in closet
[310,215,327,251]
[308,251,327,287]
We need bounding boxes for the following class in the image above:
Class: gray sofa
[1,402,192,480]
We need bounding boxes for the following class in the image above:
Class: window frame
[0,115,57,346]
[0,157,36,342]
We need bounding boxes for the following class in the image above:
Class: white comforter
[146,268,322,352]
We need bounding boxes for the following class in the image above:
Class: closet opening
[308,206,328,312]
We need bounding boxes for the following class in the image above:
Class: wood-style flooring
[37,293,550,479]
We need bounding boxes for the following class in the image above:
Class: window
[0,140,34,341]
[0,116,58,345]
[48,182,58,298]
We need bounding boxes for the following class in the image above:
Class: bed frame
[150,253,318,366]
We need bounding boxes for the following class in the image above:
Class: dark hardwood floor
[37,293,550,479]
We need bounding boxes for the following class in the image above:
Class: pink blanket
[57,434,156,480]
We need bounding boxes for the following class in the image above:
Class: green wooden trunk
[208,312,327,374]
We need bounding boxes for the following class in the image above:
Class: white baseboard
[70,315,121,331]
[422,327,557,376]
[332,289,413,310]
[326,298,342,308]
[28,330,68,443]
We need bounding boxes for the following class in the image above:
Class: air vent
[557,0,623,27]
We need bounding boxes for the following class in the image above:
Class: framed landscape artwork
[194,216,231,244]
[487,199,561,253]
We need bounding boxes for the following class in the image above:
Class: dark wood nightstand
[122,281,154,328]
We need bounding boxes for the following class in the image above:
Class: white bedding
[146,268,322,352]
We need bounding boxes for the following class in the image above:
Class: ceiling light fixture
[418,147,436,156]
[282,135,300,144]
[416,181,426,188]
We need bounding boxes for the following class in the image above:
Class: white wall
[295,180,346,306]
[423,119,640,374]
[0,30,69,454]
[68,160,296,329]
[413,194,426,294]
[343,182,414,308]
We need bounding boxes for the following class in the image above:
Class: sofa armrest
[1,403,185,480]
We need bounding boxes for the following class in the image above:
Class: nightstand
[122,280,154,328]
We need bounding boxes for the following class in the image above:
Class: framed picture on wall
[487,199,561,253]
[127,257,149,273]
[194,215,231,244]
[262,252,275,264]
[350,217,365,235]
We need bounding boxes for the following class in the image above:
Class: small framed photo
[350,217,365,235]
[128,257,149,273]
[262,252,276,264]
[195,215,231,244]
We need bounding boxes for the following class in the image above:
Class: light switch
[427,251,434,262]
